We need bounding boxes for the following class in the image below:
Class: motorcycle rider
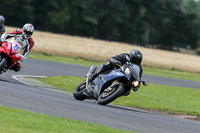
[89,49,143,85]
[0,15,5,45]
[0,23,35,72]
[84,49,143,98]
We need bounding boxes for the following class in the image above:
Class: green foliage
[195,47,200,55]
[46,0,70,32]
[2,0,200,49]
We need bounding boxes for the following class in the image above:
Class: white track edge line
[12,75,47,86]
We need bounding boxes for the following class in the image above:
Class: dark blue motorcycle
[73,62,148,105]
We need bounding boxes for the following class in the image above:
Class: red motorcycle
[0,41,22,74]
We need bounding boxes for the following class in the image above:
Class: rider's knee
[15,66,21,72]
[11,65,21,72]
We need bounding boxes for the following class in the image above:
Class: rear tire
[97,84,124,105]
[73,80,87,101]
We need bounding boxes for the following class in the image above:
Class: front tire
[97,84,124,105]
[0,57,7,72]
[73,80,87,101]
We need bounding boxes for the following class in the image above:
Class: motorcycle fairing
[11,42,21,53]
[99,70,125,86]
[0,42,22,70]
[87,63,141,99]
[9,42,22,61]
[0,42,22,59]
[92,69,127,98]
[0,43,8,55]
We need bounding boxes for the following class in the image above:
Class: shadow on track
[0,78,16,84]
[80,99,157,116]
[0,77,27,86]
[106,104,156,115]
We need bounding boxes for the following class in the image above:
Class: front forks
[103,79,122,96]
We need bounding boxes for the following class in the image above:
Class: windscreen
[129,64,140,81]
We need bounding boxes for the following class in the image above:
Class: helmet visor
[24,30,33,36]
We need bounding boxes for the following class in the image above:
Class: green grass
[38,75,200,116]
[144,66,200,82]
[113,84,200,116]
[38,75,84,92]
[28,52,103,67]
[28,52,200,82]
[0,106,134,133]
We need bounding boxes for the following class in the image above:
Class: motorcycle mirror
[142,81,148,86]
[140,80,148,86]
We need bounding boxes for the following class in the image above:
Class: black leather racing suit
[96,53,143,79]
[86,53,143,95]
[0,24,5,45]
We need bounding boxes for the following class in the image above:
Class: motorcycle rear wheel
[97,84,124,105]
[73,80,87,101]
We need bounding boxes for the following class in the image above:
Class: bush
[195,47,200,55]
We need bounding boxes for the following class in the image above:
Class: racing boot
[88,72,98,83]
[88,63,109,82]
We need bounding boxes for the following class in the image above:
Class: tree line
[1,0,200,50]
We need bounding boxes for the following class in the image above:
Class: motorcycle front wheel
[97,84,124,105]
[0,57,7,72]
[73,80,87,101]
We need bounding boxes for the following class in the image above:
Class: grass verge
[38,75,200,116]
[28,52,103,67]
[28,52,200,82]
[0,106,134,133]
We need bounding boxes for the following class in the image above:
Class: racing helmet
[0,15,5,28]
[129,49,143,65]
[22,23,34,39]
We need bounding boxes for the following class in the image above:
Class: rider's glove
[0,36,5,42]
[113,61,121,66]
[0,33,6,42]
[21,55,25,62]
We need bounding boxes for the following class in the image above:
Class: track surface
[0,58,200,133]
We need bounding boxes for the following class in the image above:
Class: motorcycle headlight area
[124,68,131,77]
[132,81,139,87]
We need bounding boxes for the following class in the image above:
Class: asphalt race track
[0,58,200,133]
